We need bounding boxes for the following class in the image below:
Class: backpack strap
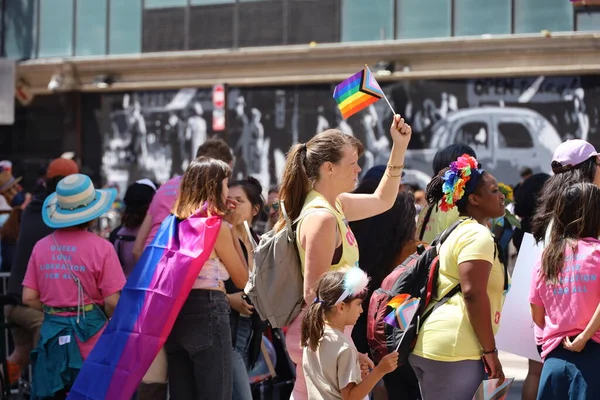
[418,204,435,241]
[432,217,470,247]
[421,284,461,323]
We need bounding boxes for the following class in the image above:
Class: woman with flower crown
[409,154,510,400]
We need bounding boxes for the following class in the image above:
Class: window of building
[38,0,74,57]
[454,0,510,36]
[4,0,36,60]
[397,0,451,39]
[576,10,600,31]
[191,0,234,4]
[341,0,393,42]
[109,0,142,54]
[515,0,573,34]
[75,0,107,56]
[145,0,186,8]
[498,122,534,148]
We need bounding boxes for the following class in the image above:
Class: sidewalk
[499,351,530,400]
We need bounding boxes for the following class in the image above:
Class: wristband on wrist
[482,348,498,355]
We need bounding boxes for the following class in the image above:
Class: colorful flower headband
[440,154,484,212]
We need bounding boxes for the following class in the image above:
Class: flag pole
[366,64,396,116]
[382,92,396,116]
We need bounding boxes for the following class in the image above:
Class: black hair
[349,179,417,291]
[121,182,156,228]
[426,167,487,214]
[432,143,477,177]
[228,177,265,223]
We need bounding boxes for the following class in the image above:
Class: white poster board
[0,58,15,125]
[496,233,543,362]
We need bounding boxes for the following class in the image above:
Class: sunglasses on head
[264,201,279,213]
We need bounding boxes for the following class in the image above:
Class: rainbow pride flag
[333,66,385,119]
[68,211,221,400]
[384,295,420,330]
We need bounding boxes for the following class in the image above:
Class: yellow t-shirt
[296,190,360,272]
[412,218,510,361]
[416,202,460,243]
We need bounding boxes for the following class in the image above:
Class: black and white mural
[89,75,600,193]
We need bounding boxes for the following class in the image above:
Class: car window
[455,122,489,149]
[426,121,448,149]
[497,122,534,148]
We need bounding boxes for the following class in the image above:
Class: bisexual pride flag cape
[68,210,221,400]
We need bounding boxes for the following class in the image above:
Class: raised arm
[339,115,411,222]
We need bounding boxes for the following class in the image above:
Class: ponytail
[425,167,447,206]
[301,301,326,352]
[276,143,310,231]
[276,130,364,231]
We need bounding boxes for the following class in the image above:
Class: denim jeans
[538,341,600,400]
[232,316,253,400]
[165,290,232,400]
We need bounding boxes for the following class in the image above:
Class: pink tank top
[193,255,229,289]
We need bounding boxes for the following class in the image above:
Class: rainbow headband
[440,154,484,212]
[334,265,369,305]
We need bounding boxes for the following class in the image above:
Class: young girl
[529,182,600,399]
[301,267,398,400]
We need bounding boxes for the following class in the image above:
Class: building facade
[1,0,599,191]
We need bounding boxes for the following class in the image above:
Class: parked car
[404,107,563,184]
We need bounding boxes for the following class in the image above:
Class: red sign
[212,84,225,109]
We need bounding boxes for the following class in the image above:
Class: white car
[405,107,563,184]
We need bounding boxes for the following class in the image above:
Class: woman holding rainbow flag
[278,112,412,399]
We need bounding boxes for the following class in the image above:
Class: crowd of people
[0,112,599,400]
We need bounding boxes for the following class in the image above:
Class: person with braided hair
[410,154,510,400]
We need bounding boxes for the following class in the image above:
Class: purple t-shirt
[113,226,140,277]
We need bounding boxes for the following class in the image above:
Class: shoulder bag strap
[418,204,435,241]
[243,221,258,251]
[51,233,108,322]
[261,339,277,379]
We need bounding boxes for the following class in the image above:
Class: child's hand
[358,353,374,379]
[376,352,399,374]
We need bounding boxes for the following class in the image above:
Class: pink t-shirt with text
[145,175,181,247]
[529,239,600,359]
[23,230,126,359]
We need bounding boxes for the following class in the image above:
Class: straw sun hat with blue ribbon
[42,174,117,229]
